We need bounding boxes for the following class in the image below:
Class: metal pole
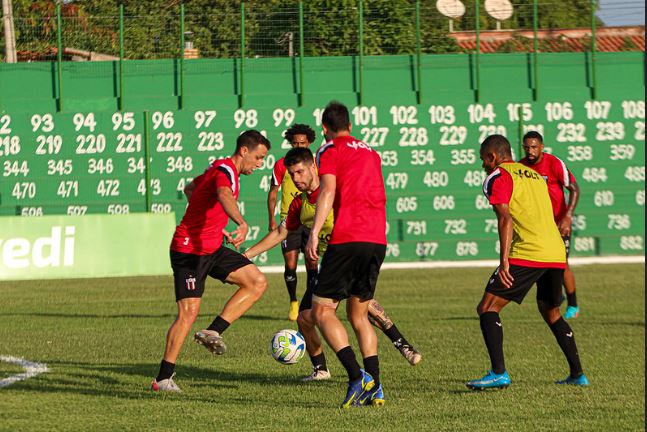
[358,0,364,105]
[590,0,597,100]
[474,0,480,103]
[56,2,63,112]
[179,3,185,110]
[143,111,152,212]
[119,3,125,110]
[517,105,524,157]
[240,1,245,107]
[2,0,17,63]
[532,0,539,101]
[415,0,422,105]
[298,0,305,106]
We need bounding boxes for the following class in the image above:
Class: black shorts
[170,247,252,301]
[314,242,386,302]
[485,265,564,306]
[562,235,571,258]
[281,225,308,254]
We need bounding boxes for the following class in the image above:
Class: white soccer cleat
[302,368,331,382]
[194,330,227,355]
[151,373,182,392]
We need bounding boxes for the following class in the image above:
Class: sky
[597,0,645,26]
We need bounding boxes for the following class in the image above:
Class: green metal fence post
[56,3,63,112]
[474,0,481,103]
[298,1,305,106]
[590,0,597,100]
[532,0,539,101]
[240,1,246,108]
[119,3,125,111]
[179,3,185,110]
[143,111,152,212]
[415,0,422,105]
[517,105,524,157]
[358,0,364,106]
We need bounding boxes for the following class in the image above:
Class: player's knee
[537,300,559,323]
[178,302,200,324]
[252,274,268,297]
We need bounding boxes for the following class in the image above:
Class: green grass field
[0,264,644,431]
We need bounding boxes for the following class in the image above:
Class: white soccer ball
[270,329,306,365]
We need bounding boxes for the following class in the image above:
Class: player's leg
[297,276,330,381]
[467,265,539,390]
[194,248,267,354]
[368,299,422,366]
[153,251,209,391]
[562,236,579,319]
[536,269,588,385]
[282,226,303,321]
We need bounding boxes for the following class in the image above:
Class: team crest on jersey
[186,276,197,291]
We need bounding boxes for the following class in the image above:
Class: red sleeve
[549,155,574,188]
[214,166,234,190]
[483,168,513,205]
[192,172,205,188]
[285,195,303,231]
[317,144,338,176]
[272,158,285,187]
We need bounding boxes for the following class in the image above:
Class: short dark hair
[481,134,512,158]
[235,130,271,153]
[522,130,543,143]
[321,101,350,133]
[284,124,316,144]
[284,147,314,167]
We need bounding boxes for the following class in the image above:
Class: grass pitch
[0,264,644,431]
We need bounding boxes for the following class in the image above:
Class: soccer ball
[270,329,306,365]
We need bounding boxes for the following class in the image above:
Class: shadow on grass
[0,312,284,322]
[4,360,313,404]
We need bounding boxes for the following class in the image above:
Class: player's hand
[222,229,234,245]
[557,215,572,237]
[268,219,278,232]
[497,260,514,289]
[230,222,249,250]
[305,235,320,262]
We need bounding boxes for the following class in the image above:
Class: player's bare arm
[493,203,514,289]
[306,174,336,262]
[267,184,280,231]
[558,181,580,236]
[216,186,249,249]
[244,223,289,259]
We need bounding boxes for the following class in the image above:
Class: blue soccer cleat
[556,373,590,386]
[466,370,511,390]
[358,383,385,407]
[341,370,374,409]
[564,306,580,319]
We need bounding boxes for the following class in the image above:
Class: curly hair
[284,123,316,144]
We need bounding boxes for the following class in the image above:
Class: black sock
[284,268,298,302]
[566,292,578,308]
[336,346,362,382]
[549,317,583,378]
[306,268,318,291]
[384,325,410,347]
[156,359,175,382]
[363,355,380,386]
[207,315,230,334]
[310,352,328,371]
[480,312,505,375]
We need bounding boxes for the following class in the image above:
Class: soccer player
[466,134,589,390]
[245,147,422,381]
[151,130,271,392]
[267,124,317,321]
[520,131,581,319]
[306,101,387,408]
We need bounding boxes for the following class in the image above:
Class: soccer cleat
[556,373,590,386]
[358,383,385,407]
[194,330,227,355]
[564,306,580,319]
[288,301,299,321]
[302,368,331,382]
[466,370,511,390]
[399,344,422,366]
[341,370,374,409]
[151,373,182,392]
